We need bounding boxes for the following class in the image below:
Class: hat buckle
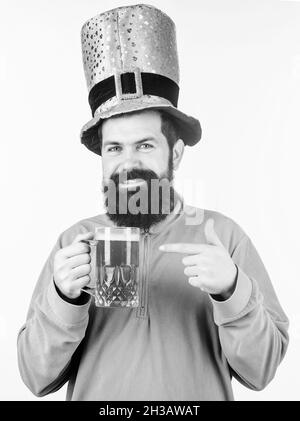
[114,68,143,101]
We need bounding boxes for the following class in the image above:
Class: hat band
[88,72,179,117]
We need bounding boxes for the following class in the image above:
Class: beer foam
[94,227,140,242]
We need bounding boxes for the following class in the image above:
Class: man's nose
[118,150,141,173]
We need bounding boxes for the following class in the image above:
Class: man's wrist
[210,264,238,302]
[54,281,90,305]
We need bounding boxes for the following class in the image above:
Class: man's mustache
[109,168,159,185]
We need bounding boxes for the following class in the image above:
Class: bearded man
[17,4,289,401]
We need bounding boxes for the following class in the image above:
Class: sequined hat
[80,4,202,155]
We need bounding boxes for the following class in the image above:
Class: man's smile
[119,178,146,189]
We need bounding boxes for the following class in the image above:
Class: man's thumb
[72,231,94,244]
[204,218,224,247]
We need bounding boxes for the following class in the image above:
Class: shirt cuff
[210,265,253,325]
[47,279,91,325]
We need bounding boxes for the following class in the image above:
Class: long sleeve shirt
[17,198,289,400]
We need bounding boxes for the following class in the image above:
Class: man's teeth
[120,178,145,187]
[122,179,143,184]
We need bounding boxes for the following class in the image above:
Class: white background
[0,0,299,401]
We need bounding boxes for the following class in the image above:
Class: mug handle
[80,239,98,297]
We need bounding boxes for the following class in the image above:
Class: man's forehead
[101,110,163,143]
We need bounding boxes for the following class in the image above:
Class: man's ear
[172,139,185,170]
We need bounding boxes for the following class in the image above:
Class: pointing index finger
[159,243,208,254]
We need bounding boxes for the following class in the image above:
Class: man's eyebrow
[103,141,121,147]
[103,137,157,147]
[136,137,157,144]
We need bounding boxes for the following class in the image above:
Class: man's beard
[103,158,175,230]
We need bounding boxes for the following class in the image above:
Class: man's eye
[138,143,153,150]
[107,146,121,152]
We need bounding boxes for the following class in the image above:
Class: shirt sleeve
[17,235,91,397]
[210,235,289,391]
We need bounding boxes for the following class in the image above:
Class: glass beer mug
[81,227,140,308]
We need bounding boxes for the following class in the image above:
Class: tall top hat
[80,4,202,155]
